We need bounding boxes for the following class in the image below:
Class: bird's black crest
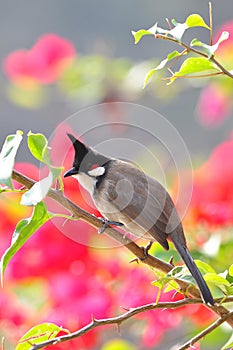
[67,133,89,168]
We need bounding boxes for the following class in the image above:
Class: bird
[64,133,214,306]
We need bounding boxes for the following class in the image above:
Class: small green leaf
[16,323,69,350]
[152,277,171,289]
[132,23,157,44]
[167,50,181,61]
[144,50,181,87]
[168,14,209,42]
[27,132,51,165]
[171,19,178,27]
[1,202,51,284]
[186,14,210,29]
[152,277,179,292]
[204,273,230,286]
[144,69,157,88]
[0,130,23,189]
[229,264,233,276]
[221,332,233,350]
[224,284,233,296]
[25,133,62,205]
[170,57,219,83]
[194,260,216,274]
[167,265,196,284]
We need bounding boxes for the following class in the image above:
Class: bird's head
[64,133,109,181]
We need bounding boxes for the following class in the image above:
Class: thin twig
[209,2,213,46]
[166,18,172,30]
[156,34,233,79]
[163,71,224,81]
[167,48,188,70]
[11,170,233,328]
[28,299,233,350]
[178,310,233,350]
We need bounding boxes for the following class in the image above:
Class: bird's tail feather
[170,236,214,305]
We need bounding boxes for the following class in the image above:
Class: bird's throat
[72,173,97,196]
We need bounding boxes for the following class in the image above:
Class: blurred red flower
[3,34,76,84]
[0,126,215,349]
[187,135,233,227]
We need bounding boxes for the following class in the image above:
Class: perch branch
[178,310,233,350]
[12,169,233,329]
[26,298,232,350]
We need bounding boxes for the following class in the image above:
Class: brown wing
[96,160,185,250]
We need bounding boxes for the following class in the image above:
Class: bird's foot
[98,217,124,234]
[140,241,153,261]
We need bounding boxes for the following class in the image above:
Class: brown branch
[1,337,5,350]
[163,71,224,80]
[209,2,213,46]
[156,34,233,80]
[26,298,232,350]
[12,169,233,329]
[178,310,233,350]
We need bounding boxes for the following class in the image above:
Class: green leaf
[224,284,233,296]
[221,332,233,350]
[27,132,51,165]
[24,132,63,206]
[0,130,23,189]
[1,202,51,284]
[132,23,157,44]
[170,57,219,83]
[168,14,209,42]
[229,264,233,276]
[185,14,210,29]
[152,277,179,292]
[167,265,196,284]
[144,50,181,87]
[16,323,69,350]
[194,260,216,274]
[20,167,62,206]
[204,273,230,286]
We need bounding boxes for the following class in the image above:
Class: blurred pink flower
[197,20,233,126]
[197,84,231,126]
[215,20,233,62]
[0,128,215,348]
[3,34,76,84]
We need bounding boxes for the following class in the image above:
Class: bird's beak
[63,167,78,177]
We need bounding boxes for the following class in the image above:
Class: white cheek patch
[88,166,105,177]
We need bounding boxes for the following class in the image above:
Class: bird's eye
[90,163,99,170]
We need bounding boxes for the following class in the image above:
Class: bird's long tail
[170,235,214,305]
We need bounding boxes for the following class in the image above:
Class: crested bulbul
[64,133,214,305]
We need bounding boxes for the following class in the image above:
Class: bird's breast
[93,189,154,241]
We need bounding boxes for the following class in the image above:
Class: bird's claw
[140,241,153,261]
[98,217,124,234]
